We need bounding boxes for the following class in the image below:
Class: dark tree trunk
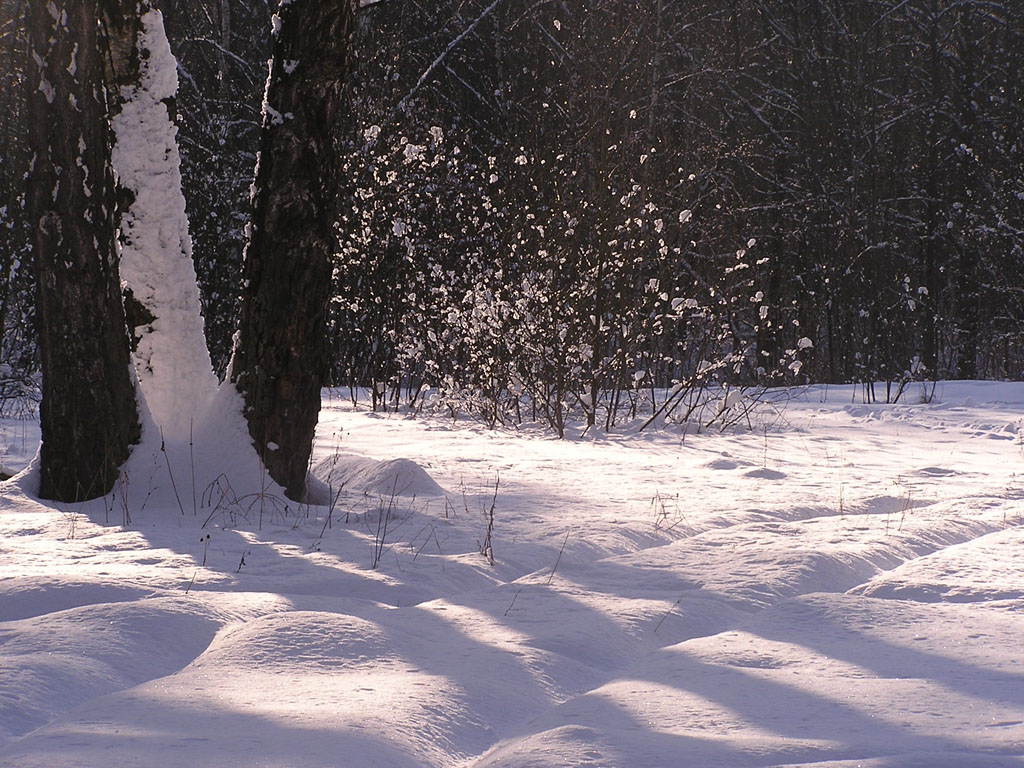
[99,0,144,90]
[26,0,140,501]
[232,0,354,500]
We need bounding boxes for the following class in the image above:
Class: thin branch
[370,0,507,148]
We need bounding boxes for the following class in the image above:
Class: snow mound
[310,453,444,499]
[745,467,787,480]
[0,578,153,622]
[707,457,741,470]
[0,597,225,745]
[850,526,1024,603]
[473,725,616,767]
[0,418,40,479]
[193,611,391,671]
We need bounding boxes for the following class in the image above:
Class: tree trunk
[231,0,354,500]
[26,0,140,501]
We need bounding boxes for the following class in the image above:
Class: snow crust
[1,381,1023,766]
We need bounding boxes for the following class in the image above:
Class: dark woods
[2,0,1022,427]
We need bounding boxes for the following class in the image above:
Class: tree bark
[231,0,354,500]
[26,0,140,501]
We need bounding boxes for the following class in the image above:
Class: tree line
[331,0,1024,427]
[2,0,1022,441]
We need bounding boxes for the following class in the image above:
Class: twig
[547,530,570,585]
[654,598,681,633]
[318,481,346,542]
[160,428,186,515]
[504,587,521,617]
[189,418,197,516]
[371,477,400,568]
[480,473,498,565]
[386,0,508,131]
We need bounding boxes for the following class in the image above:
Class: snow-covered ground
[1,381,1023,767]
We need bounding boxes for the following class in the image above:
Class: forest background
[1,0,1022,433]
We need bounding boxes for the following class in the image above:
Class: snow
[109,8,219,442]
[104,8,277,506]
[310,453,445,500]
[1,381,1023,767]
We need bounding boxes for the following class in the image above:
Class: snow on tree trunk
[107,4,219,442]
[90,1,282,511]
[25,0,140,501]
[231,0,354,501]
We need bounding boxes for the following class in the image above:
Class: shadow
[6,414,1020,767]
[623,648,980,759]
[443,536,1024,765]
[748,594,1024,709]
[550,589,1024,766]
[0,691,430,767]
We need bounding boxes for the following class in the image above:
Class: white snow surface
[110,9,219,442]
[1,381,1023,767]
